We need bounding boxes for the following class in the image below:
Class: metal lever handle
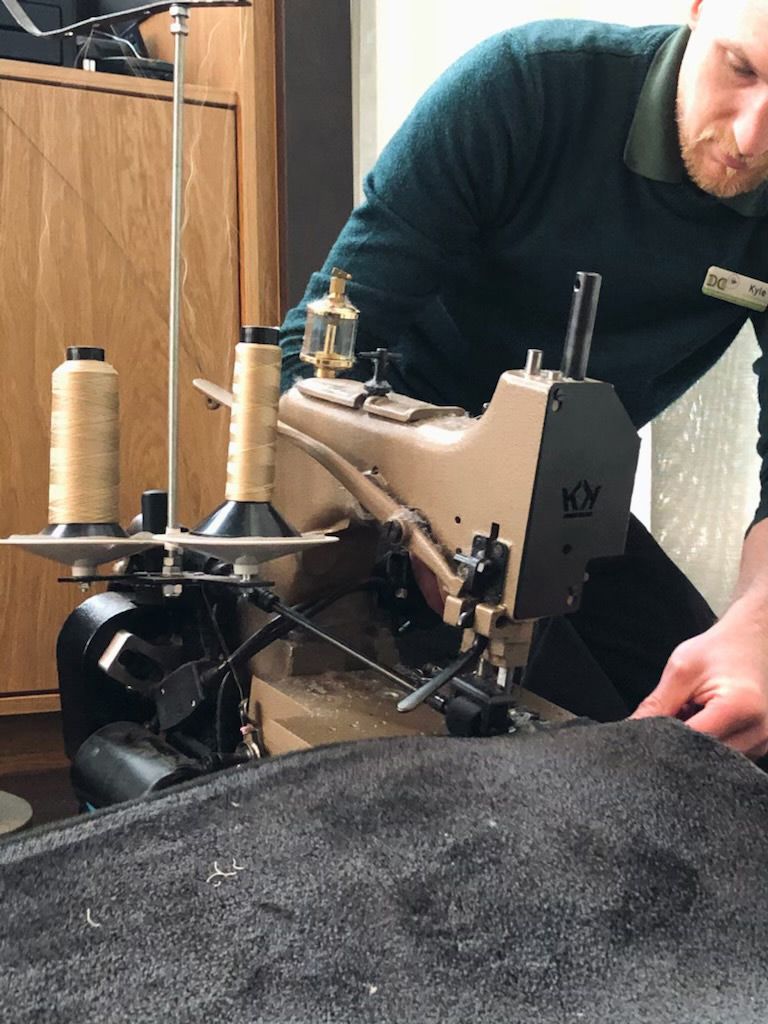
[397,636,487,713]
[560,271,602,380]
[359,348,401,396]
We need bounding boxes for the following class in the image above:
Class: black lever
[560,271,602,380]
[359,348,401,396]
[397,636,488,713]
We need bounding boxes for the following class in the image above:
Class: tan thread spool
[48,350,120,525]
[225,341,281,502]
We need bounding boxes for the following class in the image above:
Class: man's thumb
[630,670,691,720]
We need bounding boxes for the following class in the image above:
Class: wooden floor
[0,713,78,831]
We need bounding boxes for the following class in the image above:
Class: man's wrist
[723,589,768,630]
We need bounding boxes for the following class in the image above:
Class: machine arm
[193,378,466,599]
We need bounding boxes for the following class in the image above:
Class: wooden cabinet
[0,48,278,713]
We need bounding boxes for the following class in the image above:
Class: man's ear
[688,0,705,29]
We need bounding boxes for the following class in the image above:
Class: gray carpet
[1,718,768,1023]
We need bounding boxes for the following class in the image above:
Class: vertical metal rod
[166,4,189,540]
[560,271,602,381]
[524,348,543,377]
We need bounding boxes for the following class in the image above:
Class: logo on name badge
[702,266,768,312]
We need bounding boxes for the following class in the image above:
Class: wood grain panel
[143,1,280,323]
[0,694,61,717]
[0,65,239,701]
[0,58,235,104]
[0,710,67,771]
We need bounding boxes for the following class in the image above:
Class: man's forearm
[731,517,768,611]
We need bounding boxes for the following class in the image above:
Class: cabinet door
[0,65,239,709]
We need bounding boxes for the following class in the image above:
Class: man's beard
[677,103,768,198]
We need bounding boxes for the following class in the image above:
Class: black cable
[200,580,385,750]
[219,579,384,681]
[269,599,420,694]
[200,585,245,700]
[201,578,455,715]
[214,668,235,754]
[201,585,246,754]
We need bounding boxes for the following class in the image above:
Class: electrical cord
[203,580,384,752]
[201,584,246,754]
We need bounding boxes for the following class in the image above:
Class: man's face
[677,0,768,197]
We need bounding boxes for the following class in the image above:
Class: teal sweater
[280,20,768,521]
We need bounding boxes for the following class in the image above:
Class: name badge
[702,266,768,312]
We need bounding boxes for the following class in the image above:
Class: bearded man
[280,0,768,757]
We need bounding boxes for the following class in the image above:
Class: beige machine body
[272,362,639,673]
[194,271,640,751]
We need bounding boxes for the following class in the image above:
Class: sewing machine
[53,270,639,804]
[241,270,640,750]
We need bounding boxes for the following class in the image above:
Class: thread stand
[3,5,319,589]
[160,2,189,587]
[150,533,337,581]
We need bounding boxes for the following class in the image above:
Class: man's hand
[631,600,768,759]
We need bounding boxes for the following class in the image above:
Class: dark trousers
[523,515,717,721]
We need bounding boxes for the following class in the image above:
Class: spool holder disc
[0,535,158,576]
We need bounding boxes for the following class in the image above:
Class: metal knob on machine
[360,348,401,396]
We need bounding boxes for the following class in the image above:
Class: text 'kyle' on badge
[702,266,768,311]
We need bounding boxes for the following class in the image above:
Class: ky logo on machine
[562,479,601,518]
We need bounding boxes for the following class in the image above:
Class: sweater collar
[624,25,768,218]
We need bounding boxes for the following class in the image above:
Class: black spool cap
[66,346,105,361]
[192,500,297,539]
[240,326,280,346]
[141,490,169,534]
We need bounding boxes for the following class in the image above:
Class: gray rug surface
[1,718,768,1023]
